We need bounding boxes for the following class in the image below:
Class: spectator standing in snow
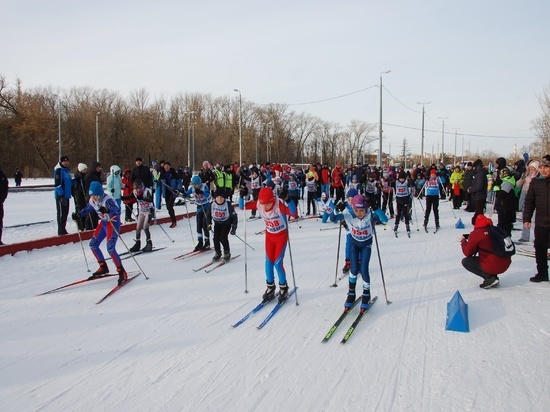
[14,168,23,187]
[523,155,550,283]
[0,164,8,245]
[54,156,73,236]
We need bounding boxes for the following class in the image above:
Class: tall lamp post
[233,89,243,166]
[378,70,391,167]
[416,102,431,166]
[95,111,100,162]
[453,128,461,165]
[56,94,62,159]
[439,116,449,164]
[184,111,195,169]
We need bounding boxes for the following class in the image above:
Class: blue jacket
[54,163,73,199]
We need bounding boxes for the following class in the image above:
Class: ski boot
[117,266,128,286]
[263,282,276,302]
[342,259,351,274]
[169,220,177,228]
[393,224,398,237]
[193,238,204,252]
[223,252,231,263]
[129,240,141,253]
[406,224,411,237]
[278,283,289,303]
[345,282,356,311]
[89,261,109,280]
[360,289,371,312]
[142,239,153,252]
[212,250,222,262]
[203,238,211,250]
[423,219,428,231]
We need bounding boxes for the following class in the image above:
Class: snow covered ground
[1,179,549,411]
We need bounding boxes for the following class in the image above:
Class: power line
[285,84,378,106]
[384,122,533,139]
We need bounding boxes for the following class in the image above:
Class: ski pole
[76,228,91,272]
[331,220,343,287]
[107,216,149,280]
[320,226,339,231]
[233,233,255,250]
[183,197,196,245]
[411,195,419,231]
[286,225,299,305]
[372,224,391,305]
[151,209,174,243]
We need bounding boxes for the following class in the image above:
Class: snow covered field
[1,179,549,411]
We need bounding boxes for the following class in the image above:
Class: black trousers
[56,197,69,235]
[213,222,231,254]
[533,226,550,277]
[461,256,490,279]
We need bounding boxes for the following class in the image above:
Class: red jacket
[461,214,511,275]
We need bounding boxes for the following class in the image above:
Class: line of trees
[0,76,378,177]
[2,76,549,178]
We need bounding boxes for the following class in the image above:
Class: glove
[336,201,346,212]
[341,220,349,230]
[230,226,236,236]
[71,212,80,222]
[195,188,203,195]
[279,189,289,201]
[99,206,109,214]
[239,186,248,197]
[174,190,180,197]
[207,224,212,231]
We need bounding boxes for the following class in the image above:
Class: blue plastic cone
[445,290,469,332]
[455,218,465,229]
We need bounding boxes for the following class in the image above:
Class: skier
[185,175,212,251]
[129,179,154,253]
[239,186,298,303]
[423,169,443,231]
[336,194,383,311]
[74,181,128,285]
[393,171,413,236]
[209,188,238,262]
[319,192,337,223]
[54,156,73,236]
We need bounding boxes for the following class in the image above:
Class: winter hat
[77,163,88,172]
[60,155,69,162]
[89,181,104,196]
[191,175,201,185]
[540,155,550,167]
[213,188,226,198]
[258,187,275,205]
[496,157,507,169]
[321,192,327,199]
[346,188,358,199]
[351,194,367,210]
[430,169,437,176]
[398,171,407,179]
[135,157,143,162]
[528,160,540,169]
[467,162,473,167]
[473,159,483,169]
[474,214,493,229]
[500,168,510,178]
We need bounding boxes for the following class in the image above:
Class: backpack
[487,226,515,257]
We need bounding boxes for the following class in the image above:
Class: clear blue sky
[4,0,549,159]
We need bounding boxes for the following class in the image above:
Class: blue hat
[191,175,201,185]
[346,188,358,198]
[351,194,366,210]
[89,181,104,196]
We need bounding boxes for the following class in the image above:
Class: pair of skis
[120,247,166,260]
[173,248,212,260]
[193,255,240,273]
[232,288,297,329]
[322,296,378,344]
[37,272,141,304]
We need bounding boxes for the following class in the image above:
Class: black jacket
[0,169,8,204]
[523,175,550,228]
[469,166,488,202]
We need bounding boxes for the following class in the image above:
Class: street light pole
[417,102,431,166]
[184,111,195,169]
[453,128,461,165]
[57,95,62,159]
[95,111,100,162]
[378,70,391,167]
[439,116,449,164]
[233,89,242,166]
